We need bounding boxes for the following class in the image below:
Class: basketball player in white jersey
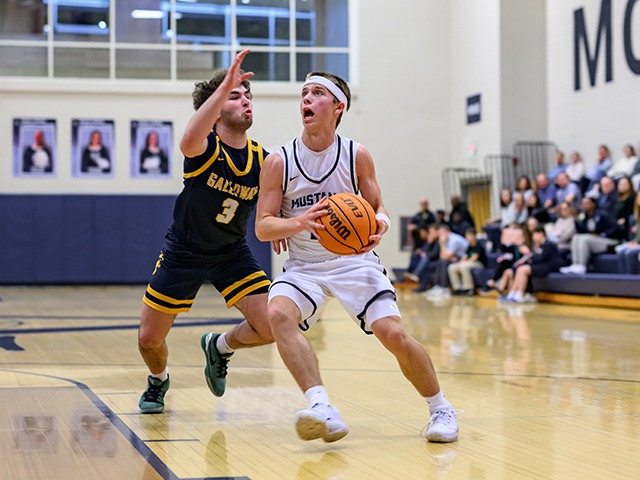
[255,72,459,443]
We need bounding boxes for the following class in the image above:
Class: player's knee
[374,319,408,352]
[138,329,165,351]
[267,304,294,332]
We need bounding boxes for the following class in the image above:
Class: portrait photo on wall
[130,120,172,178]
[72,119,114,177]
[13,118,57,177]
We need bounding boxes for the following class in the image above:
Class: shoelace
[309,403,333,420]
[420,409,463,438]
[142,382,163,402]
[215,356,229,377]
[209,345,230,377]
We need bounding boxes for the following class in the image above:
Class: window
[0,0,350,82]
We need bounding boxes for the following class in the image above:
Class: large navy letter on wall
[624,0,640,74]
[574,0,613,91]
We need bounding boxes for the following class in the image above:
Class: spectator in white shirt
[545,202,577,250]
[565,151,586,183]
[607,144,638,180]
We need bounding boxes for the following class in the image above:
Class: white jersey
[279,134,360,262]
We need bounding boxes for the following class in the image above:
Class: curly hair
[191,69,251,111]
[305,71,351,127]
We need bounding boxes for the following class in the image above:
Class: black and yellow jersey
[169,131,266,253]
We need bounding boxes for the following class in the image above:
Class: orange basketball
[315,193,377,255]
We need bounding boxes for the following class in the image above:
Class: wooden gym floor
[0,285,639,480]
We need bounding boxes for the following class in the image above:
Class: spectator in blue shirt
[423,224,469,298]
[536,173,556,209]
[555,172,582,209]
[586,144,613,190]
[548,151,568,182]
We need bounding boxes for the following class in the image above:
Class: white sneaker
[403,272,420,283]
[560,264,586,275]
[425,286,444,297]
[522,293,537,303]
[295,404,349,443]
[422,409,458,443]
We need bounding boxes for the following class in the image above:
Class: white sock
[426,391,452,415]
[150,366,169,382]
[304,385,331,408]
[506,290,516,300]
[512,291,523,302]
[215,332,234,355]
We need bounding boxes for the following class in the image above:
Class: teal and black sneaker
[139,375,170,414]
[200,333,233,397]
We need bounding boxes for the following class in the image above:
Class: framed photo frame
[72,119,115,177]
[130,120,173,178]
[13,118,57,177]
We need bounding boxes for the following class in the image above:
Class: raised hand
[223,49,254,88]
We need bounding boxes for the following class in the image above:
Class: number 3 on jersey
[216,198,239,224]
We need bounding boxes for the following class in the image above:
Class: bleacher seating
[393,252,640,299]
[473,252,640,298]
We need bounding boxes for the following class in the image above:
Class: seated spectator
[405,226,429,279]
[554,172,582,210]
[535,173,556,211]
[613,175,635,239]
[548,150,568,182]
[566,151,586,184]
[450,195,475,228]
[405,225,440,290]
[501,227,564,303]
[586,144,613,190]
[424,224,469,298]
[591,175,618,215]
[560,196,621,275]
[447,227,488,296]
[502,192,528,226]
[435,209,447,225]
[631,142,640,191]
[515,175,534,204]
[524,216,541,249]
[527,191,550,224]
[480,223,527,294]
[496,243,532,300]
[607,144,638,180]
[545,201,577,251]
[615,191,640,274]
[407,197,436,250]
[485,188,513,227]
[449,209,473,236]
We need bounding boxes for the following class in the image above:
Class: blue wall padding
[0,195,271,285]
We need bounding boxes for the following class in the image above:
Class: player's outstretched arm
[255,152,328,242]
[356,146,389,252]
[180,49,254,158]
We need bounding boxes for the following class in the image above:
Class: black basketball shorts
[143,239,270,314]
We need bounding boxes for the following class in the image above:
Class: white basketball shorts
[268,251,400,334]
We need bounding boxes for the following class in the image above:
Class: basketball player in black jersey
[137,50,275,414]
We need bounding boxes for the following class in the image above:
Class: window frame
[0,0,357,89]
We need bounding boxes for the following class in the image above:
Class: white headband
[303,75,348,109]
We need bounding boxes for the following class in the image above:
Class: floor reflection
[296,451,349,480]
[205,430,229,478]
[2,385,166,480]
